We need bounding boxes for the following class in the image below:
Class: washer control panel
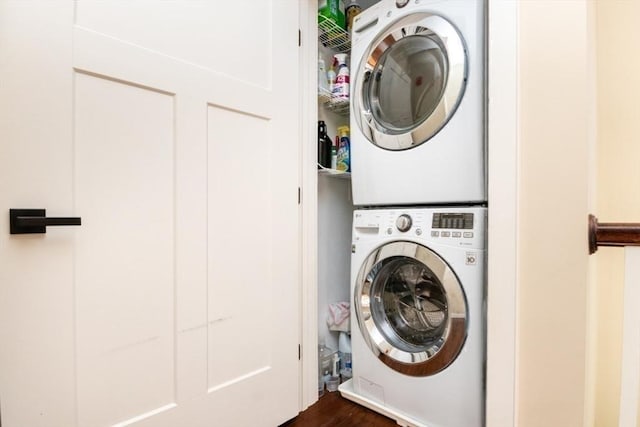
[353,208,486,249]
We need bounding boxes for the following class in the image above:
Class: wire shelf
[318,14,351,52]
[318,88,350,116]
[318,165,351,179]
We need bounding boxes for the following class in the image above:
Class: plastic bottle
[318,121,332,168]
[327,67,337,95]
[318,57,330,94]
[331,54,349,103]
[331,136,338,170]
[318,342,336,390]
[332,352,340,377]
[318,0,346,30]
[318,342,330,396]
[338,332,352,380]
[336,125,350,172]
[345,0,362,33]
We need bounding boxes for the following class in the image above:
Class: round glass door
[353,12,467,150]
[355,241,467,376]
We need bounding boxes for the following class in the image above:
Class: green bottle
[318,0,346,30]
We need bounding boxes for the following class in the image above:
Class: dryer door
[354,241,467,376]
[353,12,467,151]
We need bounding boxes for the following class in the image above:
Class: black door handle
[10,209,82,234]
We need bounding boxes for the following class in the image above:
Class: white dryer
[340,207,486,427]
[350,0,485,206]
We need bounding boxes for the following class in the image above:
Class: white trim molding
[299,0,320,411]
[486,1,519,426]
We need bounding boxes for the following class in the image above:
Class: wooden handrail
[589,214,640,254]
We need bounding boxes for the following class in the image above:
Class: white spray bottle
[331,53,349,102]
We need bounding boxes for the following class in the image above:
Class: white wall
[594,1,640,425]
[516,1,594,425]
[317,176,353,351]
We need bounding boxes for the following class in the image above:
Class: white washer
[340,207,486,427]
[350,0,485,206]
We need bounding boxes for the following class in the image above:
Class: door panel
[74,72,176,426]
[207,107,273,390]
[0,1,300,426]
[75,1,271,89]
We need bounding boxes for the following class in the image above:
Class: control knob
[396,214,412,232]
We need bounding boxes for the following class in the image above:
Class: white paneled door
[0,2,300,426]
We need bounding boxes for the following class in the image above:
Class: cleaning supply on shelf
[331,136,338,170]
[327,66,337,95]
[338,331,352,380]
[331,53,349,103]
[318,121,332,168]
[345,0,362,33]
[336,126,350,172]
[318,0,346,30]
[318,57,330,95]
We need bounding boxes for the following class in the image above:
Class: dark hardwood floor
[280,390,398,427]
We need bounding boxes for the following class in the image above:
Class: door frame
[299,2,519,426]
[299,0,321,410]
[484,1,518,425]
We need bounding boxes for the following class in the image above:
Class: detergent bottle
[336,126,350,172]
[318,0,346,30]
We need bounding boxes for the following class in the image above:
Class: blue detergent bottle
[336,125,350,172]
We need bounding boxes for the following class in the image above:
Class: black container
[318,121,332,168]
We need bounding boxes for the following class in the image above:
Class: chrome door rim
[355,241,468,376]
[353,12,467,151]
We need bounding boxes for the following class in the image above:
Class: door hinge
[298,187,301,204]
[298,344,301,360]
[298,29,301,47]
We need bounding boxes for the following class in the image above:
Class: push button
[463,232,474,238]
[430,230,439,237]
[441,231,451,237]
[452,232,462,238]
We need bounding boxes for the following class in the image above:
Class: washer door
[353,12,467,151]
[355,241,468,376]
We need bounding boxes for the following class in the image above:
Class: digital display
[432,213,474,229]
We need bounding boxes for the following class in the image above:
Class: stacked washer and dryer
[338,1,487,426]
